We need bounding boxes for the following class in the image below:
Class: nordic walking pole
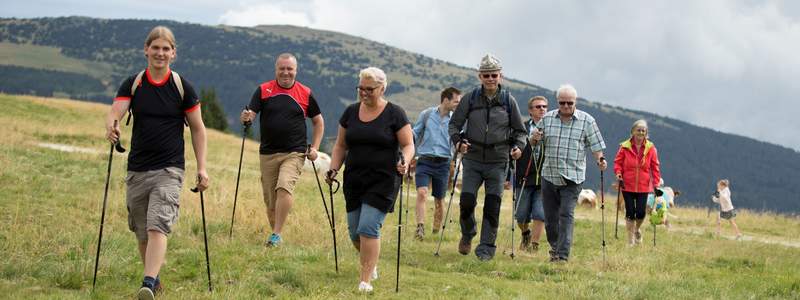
[310,144,339,273]
[509,153,517,259]
[511,143,536,257]
[229,108,251,238]
[93,120,126,291]
[191,184,212,292]
[614,179,622,239]
[396,151,405,293]
[328,176,340,273]
[653,219,657,247]
[599,158,607,265]
[404,172,410,226]
[434,141,463,257]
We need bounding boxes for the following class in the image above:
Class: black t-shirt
[114,69,199,172]
[339,101,409,213]
[248,80,322,154]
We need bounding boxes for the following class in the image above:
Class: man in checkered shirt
[531,84,607,263]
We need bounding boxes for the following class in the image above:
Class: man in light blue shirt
[411,87,461,240]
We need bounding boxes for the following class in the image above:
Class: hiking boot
[415,223,425,241]
[266,233,282,247]
[358,281,374,292]
[137,286,155,300]
[635,229,643,244]
[519,230,532,251]
[457,237,471,255]
[477,254,493,261]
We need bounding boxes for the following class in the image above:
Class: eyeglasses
[558,101,575,106]
[357,85,382,93]
[529,105,547,109]
[480,74,500,79]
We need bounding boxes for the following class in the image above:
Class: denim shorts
[347,203,387,241]
[514,185,545,223]
[414,158,450,199]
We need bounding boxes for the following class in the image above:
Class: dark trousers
[459,159,506,258]
[541,178,581,260]
[622,191,648,220]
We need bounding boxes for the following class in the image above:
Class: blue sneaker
[266,233,282,247]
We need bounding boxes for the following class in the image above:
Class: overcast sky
[3,0,799,150]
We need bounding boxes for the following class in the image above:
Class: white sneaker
[358,281,373,292]
[371,266,378,280]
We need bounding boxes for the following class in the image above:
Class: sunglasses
[529,105,547,109]
[558,101,575,106]
[480,74,500,79]
[357,85,381,93]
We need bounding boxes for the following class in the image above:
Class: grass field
[0,94,798,299]
[0,42,116,80]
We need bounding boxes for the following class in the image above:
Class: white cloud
[3,0,799,149]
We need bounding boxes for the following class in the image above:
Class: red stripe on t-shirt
[146,68,171,87]
[259,80,312,117]
[114,96,131,101]
[184,103,201,113]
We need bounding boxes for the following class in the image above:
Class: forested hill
[1,17,798,213]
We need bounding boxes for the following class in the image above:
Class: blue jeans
[514,185,545,223]
[541,178,581,260]
[459,159,507,258]
[414,158,450,199]
[346,203,387,242]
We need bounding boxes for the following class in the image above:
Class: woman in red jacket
[614,119,661,245]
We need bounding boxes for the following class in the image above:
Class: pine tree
[200,88,228,132]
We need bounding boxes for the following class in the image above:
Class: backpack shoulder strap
[130,70,146,96]
[171,71,184,100]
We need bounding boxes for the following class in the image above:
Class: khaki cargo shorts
[125,167,185,242]
[260,152,305,212]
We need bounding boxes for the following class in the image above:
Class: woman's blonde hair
[359,67,388,89]
[145,26,176,49]
[631,119,649,137]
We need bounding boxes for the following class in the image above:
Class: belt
[419,156,450,163]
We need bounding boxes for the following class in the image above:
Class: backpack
[649,195,668,225]
[125,70,186,126]
[462,87,514,142]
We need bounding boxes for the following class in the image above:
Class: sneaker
[458,237,471,255]
[153,276,163,295]
[358,281,374,292]
[519,230,532,251]
[371,266,378,280]
[477,254,493,261]
[266,233,282,247]
[137,286,155,300]
[415,224,425,241]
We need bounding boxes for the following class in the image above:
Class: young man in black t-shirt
[105,26,208,299]
[240,53,324,247]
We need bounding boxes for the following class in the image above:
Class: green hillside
[1,16,799,214]
[1,94,799,299]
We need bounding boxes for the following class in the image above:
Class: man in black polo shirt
[241,53,324,247]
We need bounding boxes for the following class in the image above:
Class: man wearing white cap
[448,54,526,261]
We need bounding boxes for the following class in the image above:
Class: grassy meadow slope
[0,94,798,299]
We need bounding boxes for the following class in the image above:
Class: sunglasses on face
[558,101,575,106]
[357,85,381,93]
[529,105,547,109]
[480,74,500,79]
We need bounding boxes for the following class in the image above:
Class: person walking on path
[514,96,549,252]
[531,84,607,263]
[411,87,462,240]
[448,54,527,261]
[712,179,743,239]
[326,67,415,292]
[105,25,209,299]
[613,119,662,246]
[240,53,325,247]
